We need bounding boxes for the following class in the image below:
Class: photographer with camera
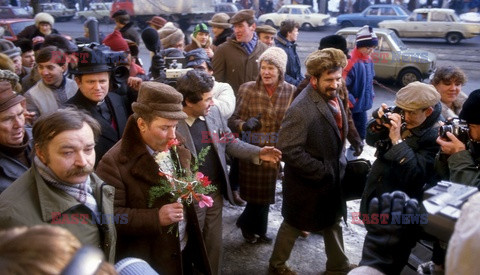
[361,82,442,214]
[436,89,480,187]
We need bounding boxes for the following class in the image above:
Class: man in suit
[175,70,281,275]
[269,48,354,275]
[66,47,129,165]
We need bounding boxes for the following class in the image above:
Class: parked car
[40,3,75,22]
[257,4,330,30]
[0,18,34,41]
[337,4,409,27]
[76,2,113,23]
[378,8,480,44]
[215,2,238,18]
[336,27,436,86]
[0,6,32,19]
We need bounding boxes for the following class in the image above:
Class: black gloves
[150,54,165,80]
[242,114,262,132]
[359,191,422,275]
[352,141,364,157]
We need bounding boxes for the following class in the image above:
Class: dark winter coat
[66,91,128,165]
[277,84,348,231]
[274,33,304,86]
[17,25,60,40]
[0,129,32,193]
[96,117,210,274]
[361,103,442,213]
[229,80,295,204]
[119,22,140,46]
[212,28,233,48]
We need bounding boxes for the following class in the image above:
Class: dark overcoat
[66,91,128,165]
[277,84,348,231]
[96,116,210,274]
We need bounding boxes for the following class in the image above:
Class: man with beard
[269,48,354,275]
[0,108,116,263]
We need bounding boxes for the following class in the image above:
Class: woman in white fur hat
[17,12,60,41]
[229,46,296,244]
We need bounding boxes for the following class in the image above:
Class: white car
[76,3,113,23]
[257,4,330,30]
[378,8,480,44]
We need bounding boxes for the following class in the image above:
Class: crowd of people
[0,6,478,275]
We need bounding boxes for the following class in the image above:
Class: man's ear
[74,76,81,86]
[35,144,46,164]
[425,106,434,117]
[309,76,317,89]
[137,117,146,132]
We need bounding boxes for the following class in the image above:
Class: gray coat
[0,128,33,193]
[176,106,261,205]
[277,84,348,231]
[0,163,116,262]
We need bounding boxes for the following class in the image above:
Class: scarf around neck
[34,156,99,214]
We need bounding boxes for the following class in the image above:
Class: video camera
[422,181,478,242]
[76,43,130,93]
[163,55,192,87]
[372,106,403,125]
[439,118,470,144]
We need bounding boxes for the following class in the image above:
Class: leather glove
[150,54,165,79]
[242,114,262,132]
[359,191,421,275]
[352,141,364,157]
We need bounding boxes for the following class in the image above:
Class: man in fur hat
[96,82,211,274]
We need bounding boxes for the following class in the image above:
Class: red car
[0,18,34,41]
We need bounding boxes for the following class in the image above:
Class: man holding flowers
[175,70,282,275]
[96,81,211,274]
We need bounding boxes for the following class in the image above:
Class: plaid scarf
[34,156,99,214]
[241,32,258,55]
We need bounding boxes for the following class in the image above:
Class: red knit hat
[103,30,129,52]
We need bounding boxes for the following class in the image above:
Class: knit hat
[185,48,212,69]
[459,89,480,124]
[42,34,78,54]
[319,35,350,59]
[258,46,287,76]
[394,81,440,111]
[34,12,54,27]
[0,39,21,59]
[147,16,167,29]
[208,13,232,29]
[0,70,23,113]
[158,23,185,49]
[305,48,347,77]
[132,81,188,120]
[193,23,209,37]
[103,30,129,52]
[115,258,158,275]
[15,38,33,54]
[356,25,378,48]
[256,25,277,35]
[230,9,255,25]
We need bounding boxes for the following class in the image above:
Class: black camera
[439,118,470,144]
[372,106,403,125]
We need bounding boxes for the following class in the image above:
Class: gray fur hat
[34,12,54,27]
[158,22,185,49]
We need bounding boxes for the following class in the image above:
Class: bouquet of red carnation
[148,139,216,209]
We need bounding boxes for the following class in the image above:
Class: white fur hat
[34,12,55,27]
[257,46,287,77]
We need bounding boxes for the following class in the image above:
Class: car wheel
[79,16,87,23]
[397,68,421,87]
[341,21,354,28]
[265,20,275,27]
[446,32,462,45]
[302,23,314,31]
